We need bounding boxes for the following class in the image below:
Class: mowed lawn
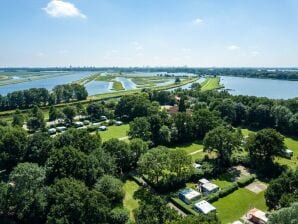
[123,180,140,222]
[213,188,267,224]
[99,124,129,142]
[242,128,298,169]
[169,141,205,161]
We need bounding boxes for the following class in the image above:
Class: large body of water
[0,72,92,95]
[221,76,298,99]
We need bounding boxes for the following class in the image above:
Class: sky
[1,0,298,67]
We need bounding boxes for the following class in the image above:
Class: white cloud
[36,52,45,57]
[43,0,86,19]
[227,45,240,51]
[131,41,143,51]
[251,51,260,56]
[181,48,191,53]
[193,18,204,25]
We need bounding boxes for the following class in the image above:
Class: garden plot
[245,181,267,194]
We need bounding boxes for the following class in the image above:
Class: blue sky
[1,0,298,67]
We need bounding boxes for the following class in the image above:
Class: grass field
[123,180,140,222]
[201,77,223,91]
[241,128,298,169]
[99,124,129,142]
[112,81,125,91]
[213,188,267,223]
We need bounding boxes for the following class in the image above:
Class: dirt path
[188,149,203,155]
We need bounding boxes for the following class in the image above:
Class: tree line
[0,83,88,110]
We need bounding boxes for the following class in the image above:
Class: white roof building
[178,188,201,204]
[194,200,216,214]
[199,178,210,185]
[202,182,219,192]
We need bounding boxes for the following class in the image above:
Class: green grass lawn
[99,124,129,142]
[169,141,203,154]
[201,77,223,91]
[123,180,140,222]
[213,188,267,224]
[112,81,125,91]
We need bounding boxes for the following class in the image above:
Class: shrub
[170,197,198,216]
[206,192,220,203]
[237,175,256,187]
[219,183,238,198]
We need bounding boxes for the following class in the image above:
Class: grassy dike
[201,77,224,91]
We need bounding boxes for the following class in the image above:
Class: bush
[218,183,238,198]
[169,197,198,216]
[236,175,256,187]
[206,192,220,203]
[87,125,98,132]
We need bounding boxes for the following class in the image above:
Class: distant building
[246,208,268,224]
[178,188,201,204]
[194,200,216,214]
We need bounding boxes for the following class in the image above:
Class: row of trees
[0,83,87,110]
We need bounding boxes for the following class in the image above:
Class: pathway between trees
[188,149,203,155]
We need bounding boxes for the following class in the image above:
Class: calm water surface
[221,76,298,99]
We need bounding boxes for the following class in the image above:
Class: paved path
[119,136,129,140]
[188,149,203,155]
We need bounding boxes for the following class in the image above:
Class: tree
[7,163,47,222]
[172,112,195,143]
[135,190,178,224]
[158,125,172,145]
[268,203,298,224]
[129,117,152,141]
[102,139,131,173]
[95,175,124,204]
[47,178,110,224]
[55,128,101,154]
[138,147,193,186]
[203,126,242,168]
[62,106,76,124]
[27,106,45,132]
[109,207,129,224]
[193,109,222,139]
[271,105,292,133]
[12,109,24,127]
[0,127,28,171]
[87,103,105,121]
[246,128,285,174]
[48,106,58,121]
[178,96,186,112]
[46,147,88,184]
[130,138,148,167]
[265,168,298,210]
[25,132,54,165]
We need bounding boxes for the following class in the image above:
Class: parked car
[56,126,67,132]
[83,120,90,125]
[48,128,57,135]
[98,126,108,131]
[74,121,84,128]
[115,121,123,126]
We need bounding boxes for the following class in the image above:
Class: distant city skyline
[1,0,298,67]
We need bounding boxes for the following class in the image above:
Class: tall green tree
[246,128,285,174]
[129,117,152,141]
[203,126,242,167]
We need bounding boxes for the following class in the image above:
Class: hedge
[169,197,198,216]
[236,175,256,187]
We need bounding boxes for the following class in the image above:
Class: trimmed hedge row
[169,197,198,216]
[237,174,256,187]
